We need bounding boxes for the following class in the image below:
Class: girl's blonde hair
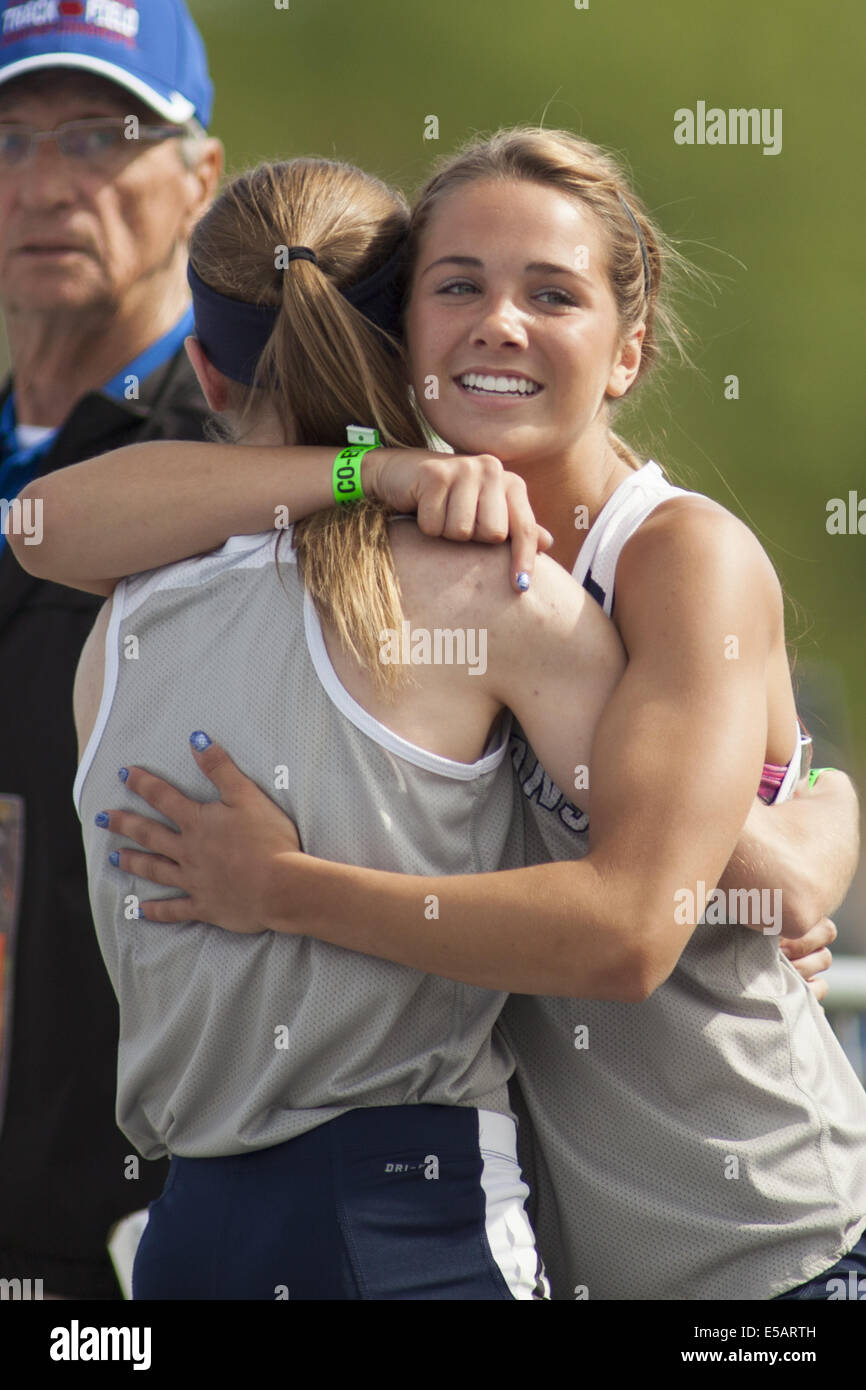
[408,126,695,469]
[189,159,427,692]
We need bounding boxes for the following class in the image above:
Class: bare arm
[17,442,336,592]
[9,441,549,594]
[119,501,786,1000]
[105,537,626,990]
[383,531,627,816]
[267,503,769,996]
[720,771,860,932]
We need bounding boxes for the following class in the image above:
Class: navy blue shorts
[775,1228,866,1300]
[132,1105,548,1300]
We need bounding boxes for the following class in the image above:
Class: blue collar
[1,305,196,471]
[101,306,195,401]
[0,393,56,471]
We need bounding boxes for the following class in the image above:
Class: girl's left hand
[97,734,301,933]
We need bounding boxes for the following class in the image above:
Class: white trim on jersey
[120,530,288,620]
[72,533,282,817]
[774,732,805,804]
[572,460,689,614]
[72,579,125,817]
[572,461,804,796]
[72,528,510,816]
[303,587,510,781]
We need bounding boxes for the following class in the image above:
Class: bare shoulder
[387,518,514,615]
[387,519,623,695]
[620,493,780,588]
[616,492,784,636]
[388,517,590,628]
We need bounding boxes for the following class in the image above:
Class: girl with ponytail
[184,157,430,688]
[54,155,626,1300]
[15,130,864,1302]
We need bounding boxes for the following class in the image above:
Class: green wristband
[332,446,370,504]
[808,767,836,788]
[332,426,381,506]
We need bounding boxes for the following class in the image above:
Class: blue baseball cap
[0,0,213,128]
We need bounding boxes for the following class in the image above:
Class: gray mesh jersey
[74,529,522,1161]
[499,461,866,1301]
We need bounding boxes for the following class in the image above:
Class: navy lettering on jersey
[505,546,606,841]
[509,727,589,835]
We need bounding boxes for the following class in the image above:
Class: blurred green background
[2,0,864,939]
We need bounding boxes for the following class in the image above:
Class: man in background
[0,0,221,1298]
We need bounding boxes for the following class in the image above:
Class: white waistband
[477,1109,519,1159]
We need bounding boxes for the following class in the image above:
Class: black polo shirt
[0,349,209,1298]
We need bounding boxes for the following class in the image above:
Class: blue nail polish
[95,811,110,828]
[109,851,120,866]
[516,571,531,592]
[190,730,212,751]
[118,767,129,783]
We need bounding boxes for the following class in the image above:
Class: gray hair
[176,117,209,171]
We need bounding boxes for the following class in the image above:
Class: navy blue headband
[616,192,651,300]
[186,263,281,385]
[187,243,406,385]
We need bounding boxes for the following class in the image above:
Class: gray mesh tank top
[500,462,866,1300]
[75,530,521,1160]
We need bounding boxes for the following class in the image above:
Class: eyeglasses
[0,118,186,169]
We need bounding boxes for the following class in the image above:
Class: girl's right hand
[102,737,303,934]
[364,449,553,592]
[780,917,836,1002]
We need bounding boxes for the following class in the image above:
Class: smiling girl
[45,153,636,1301]
[13,127,864,1301]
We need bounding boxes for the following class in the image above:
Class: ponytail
[189,159,428,695]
